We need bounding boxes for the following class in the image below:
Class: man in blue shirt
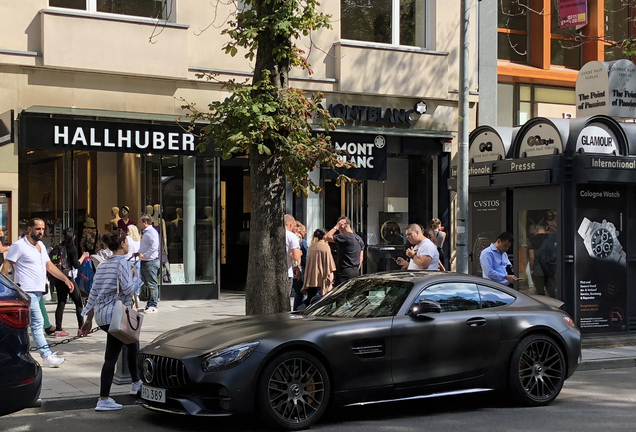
[479,232,518,286]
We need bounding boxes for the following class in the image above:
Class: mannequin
[152,204,168,252]
[171,208,183,227]
[169,208,184,263]
[117,205,135,232]
[201,206,214,225]
[109,207,121,231]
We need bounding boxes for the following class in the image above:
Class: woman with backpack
[52,228,89,337]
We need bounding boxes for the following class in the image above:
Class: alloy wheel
[517,338,564,402]
[267,357,326,424]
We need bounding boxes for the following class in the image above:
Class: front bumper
[137,348,267,416]
[561,326,582,379]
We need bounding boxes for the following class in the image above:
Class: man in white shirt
[285,214,301,296]
[136,214,160,313]
[396,224,439,270]
[1,218,74,367]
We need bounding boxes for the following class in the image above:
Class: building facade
[0,0,479,298]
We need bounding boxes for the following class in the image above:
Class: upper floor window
[550,2,581,69]
[497,0,528,64]
[49,0,172,20]
[604,0,632,61]
[341,0,428,48]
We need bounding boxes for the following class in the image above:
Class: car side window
[413,283,481,313]
[478,285,516,309]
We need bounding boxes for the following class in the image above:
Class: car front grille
[138,354,189,387]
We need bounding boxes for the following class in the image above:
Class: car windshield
[305,278,414,318]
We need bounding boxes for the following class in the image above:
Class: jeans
[99,325,139,398]
[141,259,160,308]
[27,292,52,358]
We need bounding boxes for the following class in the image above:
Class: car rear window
[478,285,516,308]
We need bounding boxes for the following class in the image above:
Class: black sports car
[0,273,42,417]
[138,271,581,430]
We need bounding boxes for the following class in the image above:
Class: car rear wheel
[257,350,330,431]
[508,334,566,406]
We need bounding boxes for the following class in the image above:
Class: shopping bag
[108,261,143,344]
[75,259,94,295]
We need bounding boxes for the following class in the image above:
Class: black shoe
[44,326,56,336]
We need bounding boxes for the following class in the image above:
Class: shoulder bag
[109,260,144,344]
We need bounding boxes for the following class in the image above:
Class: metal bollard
[113,345,132,385]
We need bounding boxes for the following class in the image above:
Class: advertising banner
[558,0,587,27]
[321,133,388,181]
[470,191,506,276]
[576,185,627,333]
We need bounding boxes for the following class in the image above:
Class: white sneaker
[130,380,143,395]
[42,352,65,368]
[144,306,158,313]
[95,397,123,411]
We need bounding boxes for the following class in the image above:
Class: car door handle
[466,317,487,327]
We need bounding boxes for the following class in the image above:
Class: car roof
[358,270,518,292]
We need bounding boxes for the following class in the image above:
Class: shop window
[341,0,428,48]
[49,0,172,20]
[604,0,632,61]
[497,0,529,64]
[0,192,11,245]
[517,209,559,300]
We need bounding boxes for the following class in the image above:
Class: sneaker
[44,326,56,336]
[54,330,70,338]
[130,380,143,395]
[144,306,158,314]
[95,397,123,411]
[42,352,65,368]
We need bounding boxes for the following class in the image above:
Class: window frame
[48,0,175,23]
[340,0,431,50]
[477,284,517,309]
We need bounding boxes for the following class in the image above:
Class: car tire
[257,350,330,431]
[507,333,566,406]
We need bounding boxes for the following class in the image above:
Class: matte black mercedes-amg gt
[137,271,581,430]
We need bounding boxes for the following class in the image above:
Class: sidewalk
[10,291,636,414]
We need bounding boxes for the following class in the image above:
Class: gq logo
[479,142,492,153]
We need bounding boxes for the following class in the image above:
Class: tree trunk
[245,150,290,315]
[244,0,292,315]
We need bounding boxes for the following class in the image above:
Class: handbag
[108,261,144,344]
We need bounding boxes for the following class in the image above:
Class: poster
[470,191,506,276]
[576,185,627,333]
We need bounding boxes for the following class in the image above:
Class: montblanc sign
[321,133,388,180]
[325,103,424,125]
[19,113,203,155]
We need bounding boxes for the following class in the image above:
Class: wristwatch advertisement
[577,217,626,267]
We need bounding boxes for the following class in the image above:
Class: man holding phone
[395,224,439,270]
[479,232,518,286]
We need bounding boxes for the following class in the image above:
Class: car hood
[145,313,337,353]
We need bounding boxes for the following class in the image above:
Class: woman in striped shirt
[80,229,144,411]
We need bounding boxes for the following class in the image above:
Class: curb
[577,357,636,372]
[34,392,138,413]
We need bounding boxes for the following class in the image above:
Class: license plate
[141,385,166,403]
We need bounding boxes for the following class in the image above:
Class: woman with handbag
[79,229,144,411]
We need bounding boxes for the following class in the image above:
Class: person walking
[291,221,308,311]
[301,228,337,308]
[0,218,74,367]
[396,224,439,270]
[79,230,143,411]
[136,214,160,313]
[326,217,365,285]
[430,218,447,268]
[125,225,142,310]
[479,232,518,287]
[52,228,89,337]
[80,218,99,256]
[285,214,302,298]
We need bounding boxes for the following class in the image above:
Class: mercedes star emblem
[143,358,155,383]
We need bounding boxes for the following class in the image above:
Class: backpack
[51,244,71,276]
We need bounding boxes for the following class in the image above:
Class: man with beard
[396,224,439,270]
[1,218,74,367]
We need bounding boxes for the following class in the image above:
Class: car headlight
[202,341,260,372]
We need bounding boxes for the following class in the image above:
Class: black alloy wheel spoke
[269,357,325,423]
[519,339,564,400]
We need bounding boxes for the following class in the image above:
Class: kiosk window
[518,209,558,299]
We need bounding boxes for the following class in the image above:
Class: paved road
[3,368,635,432]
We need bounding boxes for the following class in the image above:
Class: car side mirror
[409,299,442,318]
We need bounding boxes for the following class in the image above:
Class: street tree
[183,0,348,315]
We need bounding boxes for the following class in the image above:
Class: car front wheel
[257,350,330,431]
[508,334,566,406]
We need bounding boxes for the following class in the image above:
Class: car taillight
[563,316,575,327]
[0,299,30,329]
